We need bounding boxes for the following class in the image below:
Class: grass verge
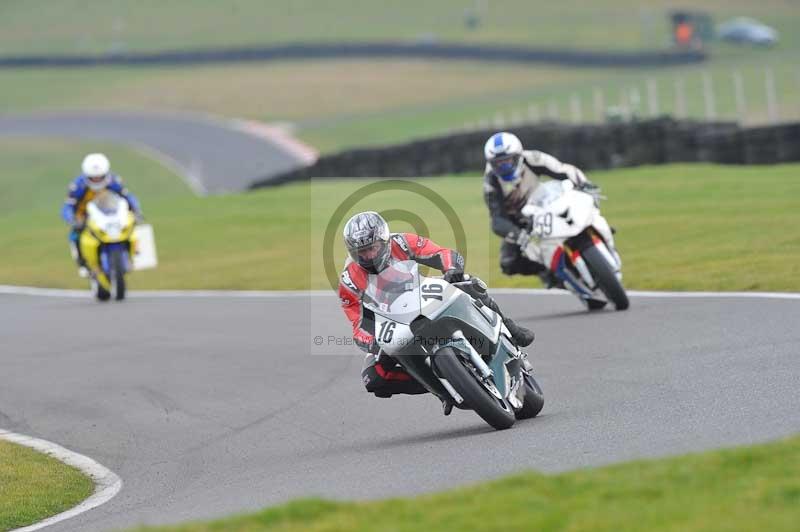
[0,439,94,531]
[0,139,797,292]
[134,434,800,531]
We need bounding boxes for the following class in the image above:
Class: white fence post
[675,77,686,119]
[765,66,778,124]
[570,93,582,123]
[593,87,605,123]
[619,88,630,121]
[796,69,800,121]
[629,87,641,118]
[527,103,540,123]
[646,78,659,117]
[547,100,559,121]
[493,111,506,129]
[702,71,716,121]
[733,70,746,124]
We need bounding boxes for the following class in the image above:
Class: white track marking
[0,430,122,532]
[1,285,798,300]
[129,142,208,196]
[492,288,800,300]
[141,109,319,164]
[231,119,319,164]
[0,285,330,298]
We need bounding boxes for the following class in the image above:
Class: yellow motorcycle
[79,191,138,301]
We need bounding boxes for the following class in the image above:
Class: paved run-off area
[0,290,798,531]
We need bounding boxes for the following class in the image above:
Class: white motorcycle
[520,180,629,311]
[364,260,544,430]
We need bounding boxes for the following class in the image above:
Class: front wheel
[110,248,127,301]
[582,245,629,311]
[434,348,515,430]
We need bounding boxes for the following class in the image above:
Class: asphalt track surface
[0,112,311,194]
[2,290,799,531]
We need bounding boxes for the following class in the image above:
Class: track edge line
[0,285,798,300]
[0,429,122,532]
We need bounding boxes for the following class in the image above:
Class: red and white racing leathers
[338,232,464,353]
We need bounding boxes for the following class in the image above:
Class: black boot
[472,288,535,347]
[441,398,454,416]
[504,318,535,347]
[538,270,563,289]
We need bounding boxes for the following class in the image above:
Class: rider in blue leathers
[61,153,142,273]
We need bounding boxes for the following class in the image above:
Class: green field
[133,434,800,532]
[1,140,798,292]
[0,1,798,152]
[3,0,797,55]
[0,439,94,531]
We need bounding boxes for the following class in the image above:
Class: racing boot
[504,318,535,347]
[441,398,454,416]
[538,270,563,289]
[474,288,535,347]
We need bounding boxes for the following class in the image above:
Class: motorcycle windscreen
[529,179,565,208]
[362,260,422,325]
[93,190,125,214]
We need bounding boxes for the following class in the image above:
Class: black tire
[110,248,126,301]
[93,279,111,302]
[434,348,515,430]
[515,372,545,419]
[582,245,629,311]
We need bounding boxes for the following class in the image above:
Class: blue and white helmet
[484,132,524,183]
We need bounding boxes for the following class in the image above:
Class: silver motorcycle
[364,260,544,430]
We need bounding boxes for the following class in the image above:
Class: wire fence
[457,64,800,133]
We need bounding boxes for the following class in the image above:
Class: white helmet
[81,153,111,190]
[484,132,524,183]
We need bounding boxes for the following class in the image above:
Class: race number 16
[421,283,443,301]
[378,321,396,343]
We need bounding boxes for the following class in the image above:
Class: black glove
[506,229,531,250]
[71,220,85,232]
[578,181,602,205]
[578,181,601,193]
[443,268,464,283]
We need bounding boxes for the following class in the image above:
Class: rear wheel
[110,248,126,301]
[582,245,629,311]
[434,348,515,430]
[515,372,544,419]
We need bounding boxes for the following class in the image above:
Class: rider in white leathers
[482,132,600,284]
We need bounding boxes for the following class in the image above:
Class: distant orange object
[675,22,694,46]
